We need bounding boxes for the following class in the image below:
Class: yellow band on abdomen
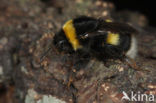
[106,32,120,45]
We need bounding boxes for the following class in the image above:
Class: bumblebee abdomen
[90,33,132,59]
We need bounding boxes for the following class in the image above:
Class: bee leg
[67,73,74,88]
[65,61,76,89]
[124,57,150,72]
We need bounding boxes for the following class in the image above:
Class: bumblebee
[53,16,138,60]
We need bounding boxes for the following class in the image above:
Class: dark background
[109,0,155,27]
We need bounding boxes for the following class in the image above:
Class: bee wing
[77,20,138,40]
[98,20,138,35]
[78,30,108,40]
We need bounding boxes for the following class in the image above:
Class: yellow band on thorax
[106,32,120,45]
[63,20,82,51]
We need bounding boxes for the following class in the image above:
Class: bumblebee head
[53,29,74,53]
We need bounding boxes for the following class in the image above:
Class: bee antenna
[40,46,53,62]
